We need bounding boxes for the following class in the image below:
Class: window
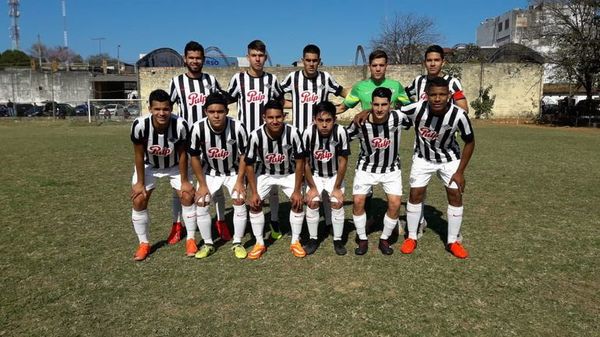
[498,23,503,31]
[505,19,510,30]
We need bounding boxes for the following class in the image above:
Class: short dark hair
[184,41,205,57]
[262,99,283,114]
[372,87,392,102]
[369,50,388,64]
[149,89,172,106]
[248,40,266,53]
[313,101,336,118]
[425,45,445,60]
[425,76,450,93]
[204,91,228,109]
[303,44,321,57]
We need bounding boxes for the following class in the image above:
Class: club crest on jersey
[371,137,391,149]
[265,153,286,164]
[167,137,178,144]
[283,144,292,150]
[227,139,237,145]
[188,92,206,105]
[207,147,230,159]
[247,90,266,103]
[148,145,172,156]
[419,127,438,140]
[300,91,319,104]
[314,149,333,162]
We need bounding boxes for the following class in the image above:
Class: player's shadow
[407,204,448,245]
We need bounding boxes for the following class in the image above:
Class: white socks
[181,204,197,240]
[289,210,305,244]
[406,202,422,240]
[305,206,320,240]
[380,213,397,240]
[249,211,265,246]
[353,213,367,240]
[132,209,149,243]
[447,205,463,244]
[196,205,213,245]
[232,204,247,244]
[331,207,345,241]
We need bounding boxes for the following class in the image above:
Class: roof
[136,48,184,68]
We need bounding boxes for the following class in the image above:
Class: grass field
[0,118,599,336]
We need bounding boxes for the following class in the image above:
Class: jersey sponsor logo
[188,92,207,106]
[419,127,439,140]
[265,153,286,164]
[148,145,172,156]
[207,147,230,159]
[247,90,266,103]
[314,149,333,162]
[371,137,391,149]
[300,91,319,104]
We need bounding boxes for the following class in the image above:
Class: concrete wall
[139,62,543,119]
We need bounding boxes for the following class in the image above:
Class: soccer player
[227,40,284,240]
[346,87,410,256]
[303,101,350,255]
[188,92,249,259]
[129,89,196,261]
[168,41,228,246]
[244,100,306,260]
[399,77,474,259]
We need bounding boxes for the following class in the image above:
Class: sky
[1,0,529,66]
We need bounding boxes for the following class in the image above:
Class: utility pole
[91,37,105,54]
[117,44,121,74]
[37,34,43,69]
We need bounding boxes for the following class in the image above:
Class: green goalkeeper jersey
[342,78,410,110]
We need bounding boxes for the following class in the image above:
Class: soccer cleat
[232,243,247,259]
[304,239,319,255]
[333,240,347,256]
[247,244,267,260]
[448,242,469,259]
[269,221,283,240]
[166,222,183,245]
[290,242,306,258]
[216,220,232,241]
[133,242,150,261]
[378,239,394,255]
[417,218,428,239]
[185,239,198,257]
[195,244,215,259]
[354,239,368,255]
[400,238,417,254]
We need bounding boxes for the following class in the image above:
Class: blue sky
[1,0,528,65]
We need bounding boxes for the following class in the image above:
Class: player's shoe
[269,221,283,240]
[304,239,319,255]
[417,218,428,239]
[448,242,469,259]
[216,220,232,241]
[290,242,306,258]
[166,222,183,245]
[133,242,150,261]
[378,239,393,255]
[195,244,215,259]
[232,243,247,259]
[185,239,198,257]
[400,238,417,254]
[354,239,368,256]
[333,240,347,256]
[247,244,267,260]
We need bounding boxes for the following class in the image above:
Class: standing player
[303,101,350,255]
[399,77,474,259]
[168,41,229,246]
[244,100,306,260]
[188,92,249,259]
[129,89,196,261]
[346,88,410,256]
[227,40,284,240]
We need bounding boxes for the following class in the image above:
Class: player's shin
[331,207,345,241]
[380,213,398,240]
[232,204,247,244]
[181,204,197,240]
[289,210,305,244]
[305,206,320,240]
[352,213,368,240]
[406,202,422,240]
[196,205,213,245]
[249,211,265,245]
[132,209,150,243]
[447,205,463,244]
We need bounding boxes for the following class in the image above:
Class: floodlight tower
[62,0,68,48]
[8,0,20,50]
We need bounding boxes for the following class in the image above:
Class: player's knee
[249,206,262,213]
[447,189,462,207]
[132,195,148,211]
[232,199,245,206]
[409,188,425,204]
[308,201,320,210]
[353,195,365,213]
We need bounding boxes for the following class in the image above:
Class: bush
[471,85,495,119]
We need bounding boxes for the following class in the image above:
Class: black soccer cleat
[378,239,393,255]
[354,239,368,255]
[304,239,319,255]
[333,240,347,256]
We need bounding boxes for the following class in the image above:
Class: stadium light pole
[117,44,121,74]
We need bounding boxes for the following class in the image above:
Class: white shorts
[311,175,345,203]
[200,174,243,199]
[409,155,460,189]
[256,174,297,200]
[352,169,403,196]
[131,164,190,191]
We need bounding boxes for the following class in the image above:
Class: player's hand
[291,190,303,210]
[180,180,194,195]
[130,182,147,201]
[194,186,211,207]
[449,172,466,194]
[353,109,370,126]
[304,187,320,204]
[248,192,262,210]
[330,188,344,208]
[232,182,246,203]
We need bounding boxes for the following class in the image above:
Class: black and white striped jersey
[302,124,350,178]
[280,70,344,131]
[169,73,222,124]
[245,124,305,176]
[227,71,282,133]
[401,101,474,163]
[405,74,465,102]
[188,117,248,177]
[346,110,411,174]
[130,115,188,169]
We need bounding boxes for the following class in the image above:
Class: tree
[370,13,441,64]
[0,49,31,67]
[87,53,118,67]
[28,42,83,64]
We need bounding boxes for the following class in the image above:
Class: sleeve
[212,76,222,92]
[236,123,248,155]
[449,78,466,101]
[457,111,474,143]
[280,73,293,94]
[227,74,240,99]
[394,82,411,106]
[169,78,179,104]
[187,122,203,157]
[337,125,351,156]
[326,72,344,96]
[177,118,189,145]
[342,84,361,108]
[301,128,311,154]
[244,133,258,164]
[271,74,283,100]
[345,123,359,141]
[130,117,145,144]
[292,129,306,159]
[405,77,417,101]
[395,109,413,130]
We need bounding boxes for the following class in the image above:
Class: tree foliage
[0,49,31,67]
[87,53,119,67]
[471,86,496,119]
[370,13,441,64]
[28,42,83,63]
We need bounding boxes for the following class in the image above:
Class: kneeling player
[399,77,474,258]
[303,101,350,255]
[245,100,306,259]
[346,87,410,255]
[129,89,196,261]
[188,92,249,259]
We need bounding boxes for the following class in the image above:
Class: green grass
[0,119,599,336]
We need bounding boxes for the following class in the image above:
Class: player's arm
[450,78,469,113]
[190,154,210,207]
[454,97,469,113]
[331,155,347,208]
[131,143,147,201]
[283,99,293,109]
[176,143,194,198]
[232,154,247,203]
[304,160,319,204]
[337,84,360,114]
[449,115,475,193]
[291,157,305,210]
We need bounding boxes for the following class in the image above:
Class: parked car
[99,104,127,118]
[74,103,97,116]
[56,103,75,117]
[26,106,48,117]
[126,104,140,116]
[0,104,8,117]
